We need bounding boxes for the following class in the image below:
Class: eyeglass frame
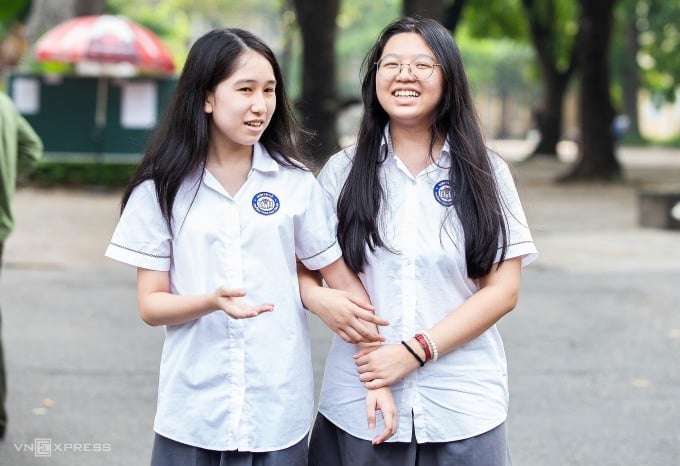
[374,56,442,81]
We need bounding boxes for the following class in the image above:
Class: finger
[365,397,376,431]
[372,424,393,445]
[346,295,376,312]
[347,327,383,345]
[354,310,389,327]
[255,304,275,314]
[353,347,376,359]
[342,327,365,345]
[363,379,389,389]
[350,319,386,343]
[338,330,352,344]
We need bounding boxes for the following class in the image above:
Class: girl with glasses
[301,16,538,466]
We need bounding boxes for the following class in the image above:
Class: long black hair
[337,17,508,279]
[120,28,304,232]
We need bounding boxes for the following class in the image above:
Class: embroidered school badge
[433,180,455,207]
[252,192,280,215]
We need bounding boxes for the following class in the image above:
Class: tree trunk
[522,0,578,158]
[531,71,570,156]
[403,0,445,23]
[292,0,340,166]
[562,0,622,182]
[622,13,640,138]
[443,0,467,33]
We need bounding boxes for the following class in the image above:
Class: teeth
[245,122,262,127]
[394,90,419,97]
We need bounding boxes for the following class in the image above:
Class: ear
[204,94,214,114]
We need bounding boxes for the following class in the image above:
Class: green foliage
[463,0,527,39]
[0,0,31,36]
[28,159,138,188]
[336,0,401,97]
[457,30,535,101]
[637,0,680,102]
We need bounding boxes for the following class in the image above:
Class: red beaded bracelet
[414,333,432,362]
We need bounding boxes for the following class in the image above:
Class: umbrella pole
[93,77,108,188]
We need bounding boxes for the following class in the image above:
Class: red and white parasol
[33,14,175,76]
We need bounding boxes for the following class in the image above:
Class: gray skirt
[308,414,512,466]
[150,433,308,466]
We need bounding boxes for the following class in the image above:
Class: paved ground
[0,143,679,465]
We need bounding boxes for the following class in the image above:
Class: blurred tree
[292,0,340,165]
[520,0,579,157]
[403,0,468,32]
[562,0,621,181]
[26,0,105,42]
[611,0,680,140]
[403,0,445,22]
[0,0,32,77]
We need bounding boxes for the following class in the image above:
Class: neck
[389,125,443,169]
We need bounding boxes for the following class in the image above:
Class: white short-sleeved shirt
[316,129,538,443]
[105,143,341,451]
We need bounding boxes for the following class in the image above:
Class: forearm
[410,257,521,360]
[138,291,217,326]
[296,261,323,314]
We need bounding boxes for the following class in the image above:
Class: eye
[414,61,434,69]
[381,60,400,69]
[238,86,253,93]
[265,86,276,94]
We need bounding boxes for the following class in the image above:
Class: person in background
[300,16,538,466]
[105,28,394,465]
[0,89,43,439]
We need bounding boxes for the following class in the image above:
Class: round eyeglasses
[375,57,442,81]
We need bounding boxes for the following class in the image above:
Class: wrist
[407,337,428,362]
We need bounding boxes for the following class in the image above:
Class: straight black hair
[337,17,508,278]
[120,28,305,233]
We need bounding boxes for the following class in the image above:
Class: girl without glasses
[106,28,390,465]
[301,16,538,466]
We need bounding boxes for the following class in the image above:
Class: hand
[354,343,420,389]
[365,386,398,444]
[306,287,388,344]
[213,286,274,319]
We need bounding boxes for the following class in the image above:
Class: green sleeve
[16,114,43,176]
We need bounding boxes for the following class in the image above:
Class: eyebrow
[234,79,277,85]
[380,53,434,60]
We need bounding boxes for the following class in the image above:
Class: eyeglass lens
[377,58,438,80]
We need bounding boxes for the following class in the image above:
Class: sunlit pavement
[0,142,678,465]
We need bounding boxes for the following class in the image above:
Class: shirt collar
[252,142,280,173]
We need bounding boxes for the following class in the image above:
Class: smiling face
[204,49,277,153]
[375,32,444,129]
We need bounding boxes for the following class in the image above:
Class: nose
[396,63,414,80]
[251,93,267,114]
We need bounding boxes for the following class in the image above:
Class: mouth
[392,89,420,98]
[245,120,264,128]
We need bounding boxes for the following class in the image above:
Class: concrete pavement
[0,144,679,465]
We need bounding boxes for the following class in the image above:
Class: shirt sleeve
[104,181,172,271]
[493,157,538,267]
[16,114,43,175]
[294,173,342,271]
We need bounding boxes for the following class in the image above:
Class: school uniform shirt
[105,143,342,452]
[316,127,538,443]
